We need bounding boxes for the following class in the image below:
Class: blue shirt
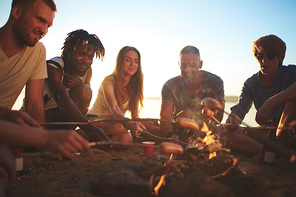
[231,65,296,124]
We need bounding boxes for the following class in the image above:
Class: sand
[6,141,296,197]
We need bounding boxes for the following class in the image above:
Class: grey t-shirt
[161,71,224,122]
[0,42,47,109]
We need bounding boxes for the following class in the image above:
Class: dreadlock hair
[12,0,57,12]
[253,34,286,67]
[61,29,105,61]
[112,46,144,119]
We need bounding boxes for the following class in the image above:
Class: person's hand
[226,113,241,132]
[43,129,91,160]
[288,120,296,140]
[87,126,110,142]
[63,73,81,89]
[255,100,274,125]
[4,110,41,128]
[0,146,16,191]
[170,134,180,144]
[289,120,296,128]
[127,121,146,137]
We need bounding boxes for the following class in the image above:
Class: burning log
[150,119,238,196]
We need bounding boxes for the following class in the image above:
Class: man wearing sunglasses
[225,35,296,156]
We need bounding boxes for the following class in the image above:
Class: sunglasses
[255,52,276,61]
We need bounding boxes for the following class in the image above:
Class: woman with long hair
[88,46,163,143]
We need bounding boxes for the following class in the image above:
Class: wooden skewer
[142,130,190,145]
[218,123,294,130]
[246,126,294,130]
[211,116,222,125]
[39,118,176,126]
[89,141,159,148]
[218,108,295,158]
[21,141,159,158]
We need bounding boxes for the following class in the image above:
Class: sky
[1,0,296,103]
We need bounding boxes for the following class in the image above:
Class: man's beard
[13,21,39,47]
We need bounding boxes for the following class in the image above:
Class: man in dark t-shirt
[160,45,225,140]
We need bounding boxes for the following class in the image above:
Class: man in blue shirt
[226,35,296,155]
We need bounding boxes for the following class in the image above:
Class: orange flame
[200,122,218,159]
[200,122,209,132]
[209,152,216,159]
[154,174,166,197]
[164,154,174,166]
[168,154,173,162]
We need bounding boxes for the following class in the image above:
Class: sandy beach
[6,138,296,197]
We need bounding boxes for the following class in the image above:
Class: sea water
[12,92,258,127]
[142,97,258,127]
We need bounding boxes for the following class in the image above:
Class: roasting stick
[142,130,190,146]
[39,118,176,126]
[225,109,295,158]
[221,110,294,130]
[249,126,293,130]
[27,118,200,158]
[21,141,160,158]
[218,123,294,130]
[40,118,197,146]
[88,141,159,148]
[201,97,296,161]
[90,142,162,162]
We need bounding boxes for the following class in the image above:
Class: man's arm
[215,100,225,122]
[160,101,174,136]
[45,66,108,141]
[0,120,90,160]
[0,145,16,192]
[256,82,296,125]
[0,107,41,128]
[24,79,46,126]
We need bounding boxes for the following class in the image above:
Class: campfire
[151,115,238,197]
[9,99,296,196]
[47,97,295,197]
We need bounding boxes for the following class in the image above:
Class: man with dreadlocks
[43,29,109,143]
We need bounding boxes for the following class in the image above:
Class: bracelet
[123,120,128,130]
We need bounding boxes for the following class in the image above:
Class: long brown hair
[112,46,144,118]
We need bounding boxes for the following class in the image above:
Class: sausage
[202,107,215,118]
[176,118,199,131]
[159,142,184,155]
[201,98,222,112]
